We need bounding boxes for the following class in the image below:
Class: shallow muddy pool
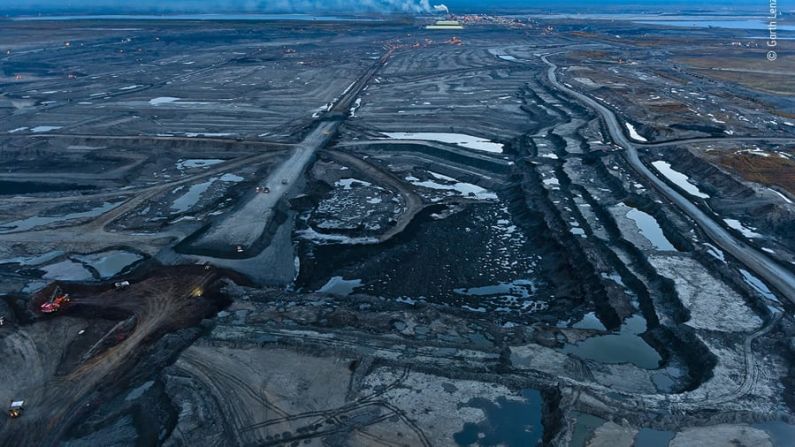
[563,314,662,369]
[0,201,121,233]
[623,205,676,251]
[651,161,710,199]
[454,389,543,447]
[74,250,143,279]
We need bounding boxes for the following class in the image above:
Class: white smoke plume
[249,0,433,13]
[2,0,437,14]
[432,4,449,14]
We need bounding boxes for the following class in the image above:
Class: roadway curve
[641,136,795,148]
[541,55,795,306]
[321,150,425,243]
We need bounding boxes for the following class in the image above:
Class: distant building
[426,20,464,30]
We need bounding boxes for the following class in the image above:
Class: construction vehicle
[8,401,24,418]
[40,286,70,314]
[114,280,130,289]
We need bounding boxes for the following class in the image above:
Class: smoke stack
[433,4,449,15]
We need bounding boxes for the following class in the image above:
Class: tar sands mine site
[1,3,795,447]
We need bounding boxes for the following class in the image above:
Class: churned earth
[0,12,794,447]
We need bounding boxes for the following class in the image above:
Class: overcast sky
[0,0,768,14]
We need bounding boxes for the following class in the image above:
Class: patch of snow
[625,122,647,142]
[335,178,372,190]
[317,276,362,296]
[406,173,497,201]
[349,97,362,117]
[724,219,761,238]
[769,189,793,204]
[383,132,503,154]
[176,159,224,170]
[296,227,378,245]
[149,96,180,106]
[703,243,726,262]
[652,161,710,199]
[30,126,62,133]
[184,132,233,137]
[219,173,244,182]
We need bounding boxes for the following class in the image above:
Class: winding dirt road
[542,54,795,306]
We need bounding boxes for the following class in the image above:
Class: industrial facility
[426,19,463,30]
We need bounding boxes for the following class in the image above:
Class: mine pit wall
[26,134,290,156]
[542,387,565,446]
[502,179,603,322]
[538,164,716,393]
[593,156,696,326]
[571,183,662,318]
[509,137,616,328]
[584,155,689,314]
[784,330,795,413]
[292,202,448,291]
[523,106,678,332]
[646,146,752,199]
[523,77,728,388]
[587,160,723,386]
[188,312,567,447]
[623,193,696,253]
[62,327,204,445]
[337,142,513,175]
[637,147,794,311]
[0,294,27,327]
[647,325,719,392]
[647,145,795,254]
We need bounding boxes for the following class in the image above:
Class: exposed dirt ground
[1,14,794,447]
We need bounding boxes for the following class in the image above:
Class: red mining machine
[40,286,71,314]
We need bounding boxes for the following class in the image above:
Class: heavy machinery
[40,286,70,314]
[8,401,24,418]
